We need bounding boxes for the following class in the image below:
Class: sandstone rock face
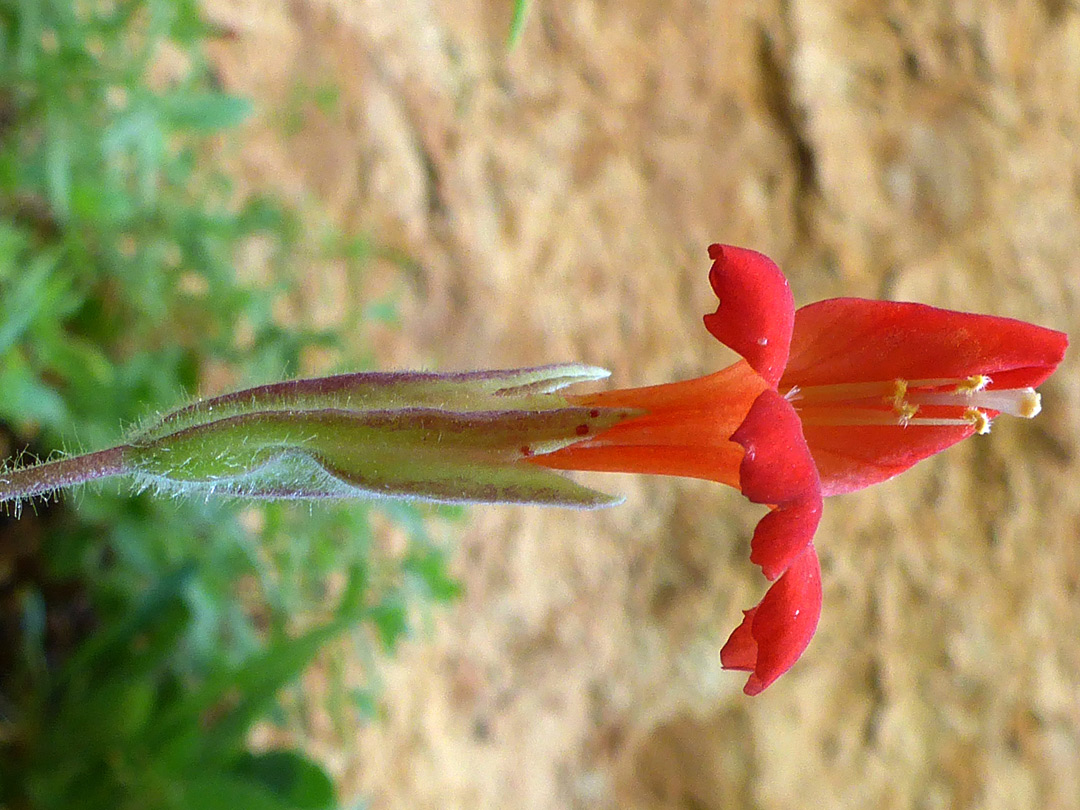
[208,2,1080,808]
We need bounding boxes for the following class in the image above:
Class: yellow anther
[896,402,920,425]
[956,374,991,395]
[887,379,909,409]
[885,380,919,424]
[964,407,992,434]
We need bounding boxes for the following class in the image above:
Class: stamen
[906,387,1040,418]
[789,375,996,405]
[903,376,992,390]
[789,374,1041,431]
[888,379,908,411]
[784,380,898,404]
[798,409,982,428]
[965,407,992,435]
[895,401,919,425]
[956,374,991,394]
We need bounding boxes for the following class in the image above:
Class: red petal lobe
[720,544,822,695]
[719,608,759,671]
[731,388,819,505]
[783,298,1067,495]
[784,298,1068,390]
[802,422,973,496]
[723,390,824,692]
[730,389,823,579]
[748,496,823,580]
[703,244,796,387]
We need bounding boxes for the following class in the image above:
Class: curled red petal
[703,244,795,388]
[731,388,819,505]
[783,298,1068,390]
[730,389,823,579]
[748,495,823,580]
[720,543,822,696]
[719,607,759,672]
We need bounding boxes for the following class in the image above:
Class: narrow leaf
[508,0,531,49]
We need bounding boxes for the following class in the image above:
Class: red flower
[536,245,1067,695]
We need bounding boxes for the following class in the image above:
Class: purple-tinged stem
[0,446,128,504]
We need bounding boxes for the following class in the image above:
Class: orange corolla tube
[536,244,1067,694]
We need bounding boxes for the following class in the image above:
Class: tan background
[206,2,1079,808]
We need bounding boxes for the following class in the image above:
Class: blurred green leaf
[233,751,336,810]
[405,546,461,602]
[178,775,301,810]
[363,295,399,325]
[18,588,48,679]
[0,349,69,428]
[0,249,63,355]
[152,609,355,761]
[56,563,196,687]
[508,0,531,49]
[44,105,74,219]
[14,0,43,73]
[161,91,252,132]
[368,590,409,651]
[312,83,340,116]
[350,687,379,722]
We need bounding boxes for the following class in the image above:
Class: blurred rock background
[205,1,1080,808]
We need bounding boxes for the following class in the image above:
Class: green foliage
[0,0,325,449]
[508,0,531,49]
[0,565,346,809]
[0,1,462,807]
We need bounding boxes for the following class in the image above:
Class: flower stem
[0,446,128,505]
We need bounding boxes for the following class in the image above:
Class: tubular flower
[0,244,1066,695]
[535,244,1067,695]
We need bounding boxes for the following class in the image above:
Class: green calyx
[120,365,638,508]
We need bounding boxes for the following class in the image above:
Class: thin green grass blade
[508,0,531,49]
